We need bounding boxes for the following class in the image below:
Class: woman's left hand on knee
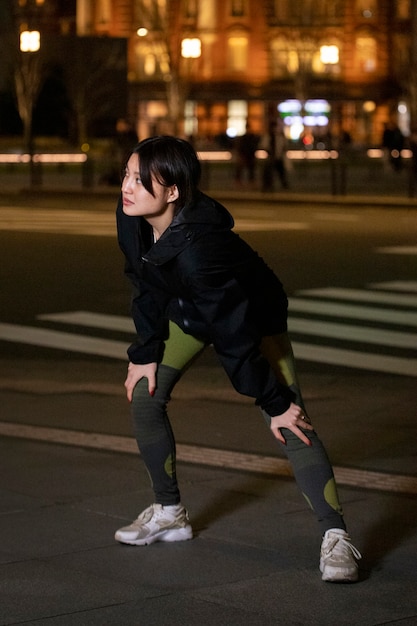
[270,402,313,446]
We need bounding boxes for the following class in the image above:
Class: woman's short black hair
[130,136,201,211]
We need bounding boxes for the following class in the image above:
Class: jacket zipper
[178,297,190,329]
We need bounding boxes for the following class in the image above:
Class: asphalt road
[0,192,416,469]
[1,190,416,624]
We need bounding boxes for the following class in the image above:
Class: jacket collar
[143,192,234,266]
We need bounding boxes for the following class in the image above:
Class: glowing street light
[17,30,42,186]
[320,45,339,65]
[181,38,201,59]
[20,30,41,52]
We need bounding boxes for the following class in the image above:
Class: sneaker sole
[115,526,193,546]
[320,560,358,583]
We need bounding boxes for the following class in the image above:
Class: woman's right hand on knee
[125,361,157,402]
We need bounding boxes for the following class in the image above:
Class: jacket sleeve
[126,279,169,364]
[179,244,294,416]
[116,199,168,364]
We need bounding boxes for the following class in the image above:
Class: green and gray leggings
[131,321,346,535]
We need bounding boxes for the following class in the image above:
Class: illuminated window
[76,0,94,35]
[97,0,111,24]
[278,99,331,140]
[198,0,216,28]
[313,43,340,73]
[144,53,156,76]
[228,36,248,71]
[287,49,300,73]
[184,101,198,136]
[356,36,377,72]
[227,100,247,137]
[134,41,169,79]
[395,0,410,19]
[270,37,290,78]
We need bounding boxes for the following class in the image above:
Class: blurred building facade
[6,0,416,147]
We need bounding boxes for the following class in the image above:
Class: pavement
[0,177,417,625]
[1,346,416,626]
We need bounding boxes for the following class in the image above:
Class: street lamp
[181,38,201,59]
[180,39,201,136]
[20,30,40,52]
[320,45,339,66]
[17,29,42,186]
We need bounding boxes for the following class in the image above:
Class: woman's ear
[167,185,179,203]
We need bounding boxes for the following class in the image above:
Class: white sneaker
[320,529,361,582]
[115,503,193,546]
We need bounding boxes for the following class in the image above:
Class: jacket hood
[143,192,234,266]
[172,191,234,229]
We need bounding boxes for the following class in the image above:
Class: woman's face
[121,154,178,220]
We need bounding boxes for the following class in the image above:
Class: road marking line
[0,323,127,360]
[376,246,417,255]
[1,319,416,376]
[292,341,417,377]
[38,311,134,333]
[289,318,417,349]
[0,421,415,495]
[296,287,417,308]
[368,281,417,293]
[313,212,360,222]
[289,298,417,326]
[0,208,308,235]
[234,219,309,231]
[40,310,417,351]
[0,208,116,236]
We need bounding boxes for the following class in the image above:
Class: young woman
[115,136,361,582]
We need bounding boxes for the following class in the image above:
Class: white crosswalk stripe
[368,281,417,293]
[0,281,416,376]
[0,207,309,235]
[288,281,417,376]
[0,322,126,359]
[289,298,417,326]
[0,207,116,236]
[294,287,417,308]
[376,246,417,255]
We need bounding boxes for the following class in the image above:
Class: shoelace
[324,534,362,560]
[130,505,157,527]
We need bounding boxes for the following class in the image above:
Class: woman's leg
[260,333,346,535]
[131,321,206,505]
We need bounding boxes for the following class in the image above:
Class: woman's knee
[131,364,180,412]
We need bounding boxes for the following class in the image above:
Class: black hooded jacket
[116,191,294,416]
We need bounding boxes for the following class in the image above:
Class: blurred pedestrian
[115,135,361,582]
[408,128,417,196]
[234,123,259,186]
[261,121,289,191]
[382,121,404,171]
